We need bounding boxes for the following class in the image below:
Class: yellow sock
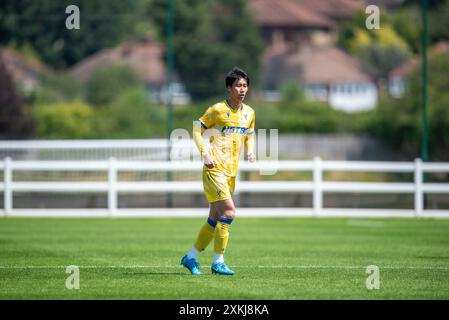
[214,218,233,254]
[193,218,216,252]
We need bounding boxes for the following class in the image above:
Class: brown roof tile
[0,47,51,87]
[70,39,167,86]
[249,0,334,28]
[262,44,373,87]
[249,0,363,28]
[299,0,363,20]
[390,41,449,78]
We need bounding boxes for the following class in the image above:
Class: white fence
[0,136,397,161]
[1,157,449,218]
[0,139,192,160]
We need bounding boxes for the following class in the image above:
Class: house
[0,47,51,95]
[261,44,378,112]
[248,0,363,48]
[249,0,377,111]
[70,38,191,105]
[388,57,418,98]
[389,41,449,98]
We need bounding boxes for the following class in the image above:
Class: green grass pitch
[1,217,449,299]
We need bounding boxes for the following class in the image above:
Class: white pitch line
[1,265,449,270]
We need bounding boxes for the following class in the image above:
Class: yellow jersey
[197,100,255,177]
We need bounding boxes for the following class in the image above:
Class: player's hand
[247,153,256,163]
[203,154,216,169]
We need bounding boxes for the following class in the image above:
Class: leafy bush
[85,64,140,106]
[93,88,165,138]
[280,81,304,103]
[254,99,345,133]
[33,73,84,105]
[33,101,95,139]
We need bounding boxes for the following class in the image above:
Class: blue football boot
[211,261,235,275]
[180,255,202,275]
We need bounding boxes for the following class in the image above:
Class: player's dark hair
[225,67,250,88]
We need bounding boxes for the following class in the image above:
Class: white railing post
[4,157,12,216]
[414,158,423,217]
[108,157,117,216]
[313,157,323,216]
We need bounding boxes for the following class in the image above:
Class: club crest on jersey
[226,112,230,118]
[244,113,248,120]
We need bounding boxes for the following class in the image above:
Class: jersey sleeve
[247,111,255,135]
[198,105,216,129]
[193,121,208,156]
[244,111,255,154]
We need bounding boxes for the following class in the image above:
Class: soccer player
[181,67,256,275]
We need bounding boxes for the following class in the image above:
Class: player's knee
[223,209,235,220]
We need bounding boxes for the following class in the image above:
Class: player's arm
[194,107,216,168]
[244,112,256,162]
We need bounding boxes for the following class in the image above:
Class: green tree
[426,55,449,161]
[0,0,145,68]
[403,0,445,8]
[150,0,263,101]
[366,53,449,161]
[357,44,410,81]
[0,59,34,138]
[391,5,422,54]
[337,10,367,51]
[394,0,449,50]
[429,0,449,42]
[339,13,411,81]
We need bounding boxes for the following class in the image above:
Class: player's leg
[181,206,217,275]
[193,170,234,256]
[210,198,236,275]
[180,171,222,275]
[185,207,217,259]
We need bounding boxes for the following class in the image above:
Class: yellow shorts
[202,169,235,203]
